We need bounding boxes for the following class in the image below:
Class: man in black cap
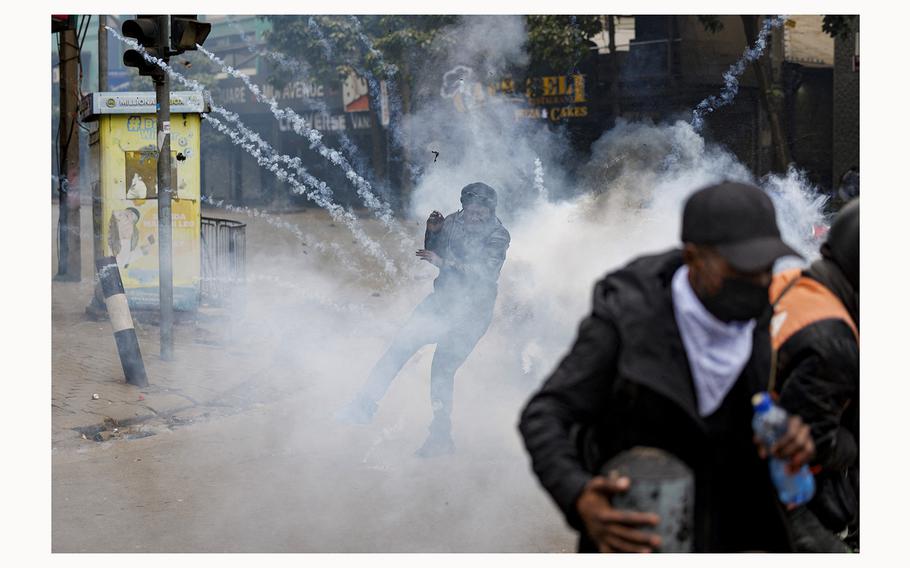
[769,199,859,552]
[338,182,511,457]
[519,180,815,552]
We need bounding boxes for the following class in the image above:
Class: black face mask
[698,276,770,323]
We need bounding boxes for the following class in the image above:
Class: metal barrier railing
[200,216,246,307]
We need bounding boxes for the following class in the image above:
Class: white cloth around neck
[671,265,756,417]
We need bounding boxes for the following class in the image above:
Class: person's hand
[755,415,815,473]
[576,474,661,553]
[426,211,444,233]
[416,249,444,267]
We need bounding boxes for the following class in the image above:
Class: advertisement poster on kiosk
[82,91,206,311]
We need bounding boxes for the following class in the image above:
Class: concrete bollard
[96,256,148,387]
[602,446,695,552]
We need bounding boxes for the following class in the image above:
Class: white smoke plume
[84,17,833,552]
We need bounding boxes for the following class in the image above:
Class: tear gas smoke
[204,112,401,278]
[202,195,308,244]
[196,44,402,235]
[99,16,831,551]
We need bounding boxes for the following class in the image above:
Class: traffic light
[122,15,164,78]
[51,14,72,34]
[170,16,212,55]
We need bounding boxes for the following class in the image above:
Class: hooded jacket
[519,249,792,552]
[424,210,510,309]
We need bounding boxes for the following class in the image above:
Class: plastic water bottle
[751,392,815,506]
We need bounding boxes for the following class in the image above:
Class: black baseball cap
[681,181,801,272]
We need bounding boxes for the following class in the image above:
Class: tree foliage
[525,15,603,72]
[264,15,458,88]
[697,16,725,34]
[822,15,859,39]
[267,15,607,89]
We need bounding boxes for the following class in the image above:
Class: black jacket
[775,259,859,531]
[519,249,792,552]
[424,210,510,309]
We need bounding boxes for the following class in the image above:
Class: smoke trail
[228,18,371,176]
[565,15,583,76]
[107,27,401,278]
[306,16,381,114]
[691,16,787,130]
[204,113,400,278]
[201,195,371,277]
[342,17,414,180]
[348,15,399,79]
[196,44,402,234]
[203,108,403,277]
[306,17,385,117]
[306,16,412,190]
[346,15,404,119]
[202,195,308,243]
[533,158,547,202]
[228,19,307,76]
[307,16,335,60]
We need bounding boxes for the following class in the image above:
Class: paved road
[52,389,575,552]
[52,203,575,552]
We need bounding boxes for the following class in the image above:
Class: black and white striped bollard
[96,256,148,387]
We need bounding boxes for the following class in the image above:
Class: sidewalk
[51,274,282,446]
[51,203,313,448]
[50,196,420,448]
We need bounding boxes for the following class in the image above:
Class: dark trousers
[360,292,493,430]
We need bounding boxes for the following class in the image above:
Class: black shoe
[414,431,455,458]
[334,395,377,425]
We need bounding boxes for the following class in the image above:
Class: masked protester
[519,181,815,552]
[770,199,859,552]
[337,182,510,457]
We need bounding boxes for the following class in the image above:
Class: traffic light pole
[123,14,210,360]
[155,15,174,361]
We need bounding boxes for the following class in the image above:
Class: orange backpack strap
[770,271,858,351]
[766,269,858,393]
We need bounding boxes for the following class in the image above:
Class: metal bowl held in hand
[602,447,695,553]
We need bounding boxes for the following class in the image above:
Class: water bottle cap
[751,391,772,413]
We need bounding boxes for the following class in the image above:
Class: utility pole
[56,16,81,281]
[122,14,210,361]
[155,15,174,361]
[98,15,108,91]
[87,15,111,317]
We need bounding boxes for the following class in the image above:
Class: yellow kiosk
[82,91,208,311]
